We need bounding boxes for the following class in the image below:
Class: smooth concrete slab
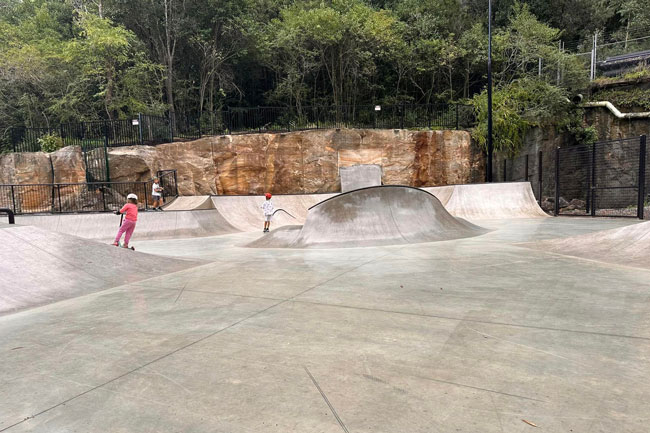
[521,219,650,270]
[426,182,548,220]
[0,225,204,315]
[339,164,382,192]
[1,217,649,432]
[16,209,238,242]
[248,186,488,248]
[211,193,336,231]
[163,195,215,210]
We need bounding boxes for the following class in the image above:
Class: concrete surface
[426,182,548,220]
[163,195,215,211]
[1,217,649,432]
[0,224,203,315]
[210,193,336,231]
[521,219,650,270]
[17,209,238,242]
[339,164,382,192]
[248,186,488,248]
[11,182,543,244]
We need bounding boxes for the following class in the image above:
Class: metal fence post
[173,170,178,196]
[197,115,202,139]
[400,103,405,129]
[57,184,62,212]
[638,135,647,219]
[503,159,507,182]
[554,147,560,216]
[51,184,56,213]
[104,132,110,182]
[138,113,144,145]
[10,185,16,214]
[144,182,149,210]
[455,104,459,130]
[524,154,529,180]
[537,151,543,205]
[591,142,596,217]
[101,185,107,211]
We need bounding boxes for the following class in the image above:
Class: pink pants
[114,219,136,245]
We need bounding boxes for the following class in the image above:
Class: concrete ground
[1,217,649,432]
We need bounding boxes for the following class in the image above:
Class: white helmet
[127,193,138,200]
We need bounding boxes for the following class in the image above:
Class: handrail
[0,208,15,224]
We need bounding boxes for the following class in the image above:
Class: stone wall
[0,146,87,212]
[584,106,650,139]
[108,128,483,195]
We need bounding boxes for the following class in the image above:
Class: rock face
[108,128,483,195]
[0,146,86,213]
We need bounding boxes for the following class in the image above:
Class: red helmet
[265,193,272,199]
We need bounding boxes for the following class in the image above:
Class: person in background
[152,177,164,211]
[113,193,138,248]
[261,192,274,233]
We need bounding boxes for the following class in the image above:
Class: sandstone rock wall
[108,129,483,195]
[0,146,87,212]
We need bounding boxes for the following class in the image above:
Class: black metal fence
[495,135,649,218]
[554,136,647,218]
[493,150,545,205]
[0,170,178,215]
[3,104,474,153]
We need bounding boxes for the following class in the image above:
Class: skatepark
[2,181,650,432]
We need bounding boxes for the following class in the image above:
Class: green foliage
[471,78,569,156]
[0,0,645,131]
[38,133,64,152]
[591,88,650,110]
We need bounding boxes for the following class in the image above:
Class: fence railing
[0,170,178,215]
[497,135,649,218]
[2,103,475,154]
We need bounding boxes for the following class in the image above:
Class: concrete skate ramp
[164,196,215,211]
[442,182,548,220]
[520,220,650,270]
[247,186,488,248]
[211,193,336,232]
[422,185,455,206]
[18,209,238,242]
[0,224,203,315]
[340,164,382,192]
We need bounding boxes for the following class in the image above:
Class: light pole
[486,0,494,182]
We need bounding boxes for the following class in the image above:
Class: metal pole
[638,135,647,219]
[104,131,110,182]
[455,104,459,130]
[144,182,149,210]
[138,113,144,145]
[486,0,494,182]
[57,184,62,212]
[525,154,529,181]
[591,143,597,217]
[554,147,560,216]
[503,159,507,182]
[10,185,16,214]
[537,151,543,205]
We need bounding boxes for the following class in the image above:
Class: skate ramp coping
[17,209,238,242]
[520,220,650,270]
[426,182,547,220]
[164,196,215,211]
[247,185,488,249]
[0,224,204,315]
[340,164,382,193]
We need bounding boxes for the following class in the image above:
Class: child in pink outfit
[113,194,139,248]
